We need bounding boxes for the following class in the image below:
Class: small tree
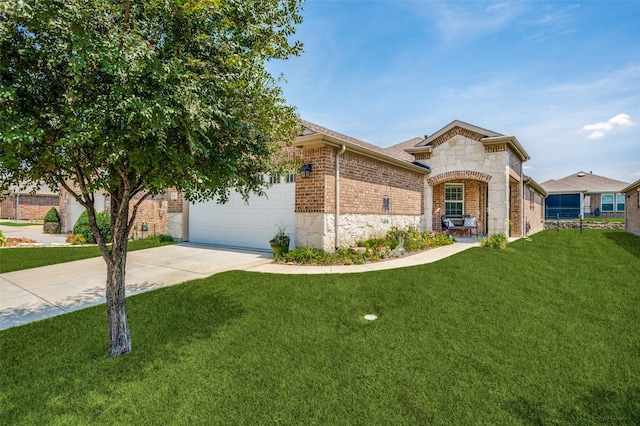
[1,0,303,356]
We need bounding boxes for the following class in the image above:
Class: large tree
[0,0,303,356]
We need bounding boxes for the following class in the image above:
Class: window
[616,193,625,212]
[445,184,463,215]
[529,188,535,210]
[285,174,296,183]
[383,195,390,212]
[269,174,281,184]
[601,193,614,212]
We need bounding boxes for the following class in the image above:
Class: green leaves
[1,0,303,200]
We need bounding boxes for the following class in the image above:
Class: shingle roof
[299,119,415,163]
[621,179,640,194]
[384,137,425,162]
[541,171,629,193]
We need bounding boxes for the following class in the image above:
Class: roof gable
[416,119,529,161]
[542,171,630,193]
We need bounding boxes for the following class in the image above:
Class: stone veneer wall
[425,134,512,236]
[544,220,625,231]
[296,212,422,251]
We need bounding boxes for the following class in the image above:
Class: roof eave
[293,134,431,174]
[482,136,530,162]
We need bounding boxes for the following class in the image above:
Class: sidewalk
[1,237,480,330]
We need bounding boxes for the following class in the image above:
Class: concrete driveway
[1,243,272,330]
[1,222,480,330]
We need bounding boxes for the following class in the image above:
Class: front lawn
[0,236,175,273]
[1,230,639,424]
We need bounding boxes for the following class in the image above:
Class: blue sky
[269,0,640,184]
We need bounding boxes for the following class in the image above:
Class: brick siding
[0,194,60,220]
[338,152,423,215]
[295,147,423,215]
[432,179,487,235]
[626,190,640,235]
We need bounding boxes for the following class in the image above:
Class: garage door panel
[189,184,295,250]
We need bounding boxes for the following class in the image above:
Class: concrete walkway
[1,223,480,330]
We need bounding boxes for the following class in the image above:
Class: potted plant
[269,224,290,257]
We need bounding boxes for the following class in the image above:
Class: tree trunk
[106,253,132,356]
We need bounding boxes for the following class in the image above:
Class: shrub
[44,207,60,222]
[142,234,175,244]
[72,233,86,245]
[276,227,454,265]
[0,229,6,247]
[73,211,112,244]
[480,233,508,249]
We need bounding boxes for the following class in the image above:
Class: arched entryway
[428,170,491,236]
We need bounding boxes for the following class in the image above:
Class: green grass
[0,237,175,273]
[0,221,42,226]
[1,230,639,424]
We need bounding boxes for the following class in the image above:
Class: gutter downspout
[335,145,346,250]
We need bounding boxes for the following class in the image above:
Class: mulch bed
[5,237,38,247]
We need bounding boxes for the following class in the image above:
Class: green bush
[142,234,175,244]
[278,226,454,265]
[480,233,508,249]
[73,211,112,244]
[44,207,60,223]
[0,229,6,247]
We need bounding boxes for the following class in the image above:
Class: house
[621,179,640,236]
[188,120,547,251]
[541,172,629,220]
[58,185,187,240]
[0,184,59,221]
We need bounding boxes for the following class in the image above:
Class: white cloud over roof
[581,114,634,139]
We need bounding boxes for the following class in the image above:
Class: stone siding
[544,220,625,231]
[425,133,513,236]
[296,212,422,251]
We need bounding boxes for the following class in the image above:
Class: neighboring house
[541,172,629,219]
[58,185,187,239]
[621,179,640,236]
[0,184,59,220]
[189,120,547,251]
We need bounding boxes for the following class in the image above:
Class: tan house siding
[295,146,331,213]
[523,185,546,235]
[128,193,169,238]
[0,194,14,219]
[622,181,640,236]
[339,152,423,215]
[0,193,59,220]
[508,146,522,176]
[432,179,486,236]
[294,143,425,250]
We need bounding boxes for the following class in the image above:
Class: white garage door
[189,181,296,250]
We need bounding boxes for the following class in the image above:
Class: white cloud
[609,113,633,127]
[582,114,634,139]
